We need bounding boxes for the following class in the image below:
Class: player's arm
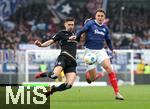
[69,20,92,41]
[34,39,54,47]
[69,27,89,41]
[35,32,61,47]
[105,28,113,51]
[78,18,91,42]
[105,38,113,51]
[76,22,91,41]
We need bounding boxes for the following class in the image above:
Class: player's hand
[69,35,76,40]
[34,40,42,47]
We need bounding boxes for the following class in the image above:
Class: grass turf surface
[0,85,149,109]
[50,85,150,109]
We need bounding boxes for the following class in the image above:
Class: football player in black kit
[34,17,77,97]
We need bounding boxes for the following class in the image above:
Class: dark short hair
[64,17,75,23]
[95,8,106,16]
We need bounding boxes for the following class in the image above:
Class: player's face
[95,12,106,24]
[64,21,75,32]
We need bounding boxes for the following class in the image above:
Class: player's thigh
[64,64,76,85]
[53,55,66,75]
[53,66,63,75]
[96,49,113,73]
[65,72,76,85]
[86,63,97,71]
[96,49,110,64]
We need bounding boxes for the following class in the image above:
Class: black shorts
[55,54,77,74]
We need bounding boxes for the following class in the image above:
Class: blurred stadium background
[0,0,150,109]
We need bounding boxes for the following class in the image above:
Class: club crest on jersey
[102,28,106,32]
[94,29,105,35]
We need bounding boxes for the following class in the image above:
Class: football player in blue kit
[70,8,124,100]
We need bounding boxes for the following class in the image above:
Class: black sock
[52,83,72,92]
[48,72,58,79]
[40,72,58,79]
[40,73,48,77]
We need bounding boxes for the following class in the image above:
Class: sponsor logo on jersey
[94,29,105,35]
[102,28,106,32]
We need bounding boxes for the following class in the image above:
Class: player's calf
[85,72,104,84]
[93,73,104,81]
[85,72,92,84]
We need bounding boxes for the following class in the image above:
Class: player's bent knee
[104,66,113,73]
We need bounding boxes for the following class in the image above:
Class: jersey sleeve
[105,27,113,51]
[51,32,61,42]
[76,20,92,41]
[105,26,111,40]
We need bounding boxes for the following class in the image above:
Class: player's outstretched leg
[35,71,58,79]
[45,83,72,97]
[108,71,124,100]
[45,72,76,97]
[34,71,48,78]
[35,66,62,79]
[101,58,124,100]
[85,71,104,84]
[85,71,92,84]
[93,73,104,81]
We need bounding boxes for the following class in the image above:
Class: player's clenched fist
[34,40,42,47]
[69,35,76,40]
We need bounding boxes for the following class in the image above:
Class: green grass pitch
[0,85,150,109]
[50,85,150,109]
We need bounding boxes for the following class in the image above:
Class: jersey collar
[94,20,103,27]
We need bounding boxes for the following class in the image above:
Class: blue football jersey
[76,19,113,50]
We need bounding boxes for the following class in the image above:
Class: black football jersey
[51,30,77,58]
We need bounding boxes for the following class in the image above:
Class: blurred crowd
[108,3,150,49]
[0,2,58,49]
[0,0,149,50]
